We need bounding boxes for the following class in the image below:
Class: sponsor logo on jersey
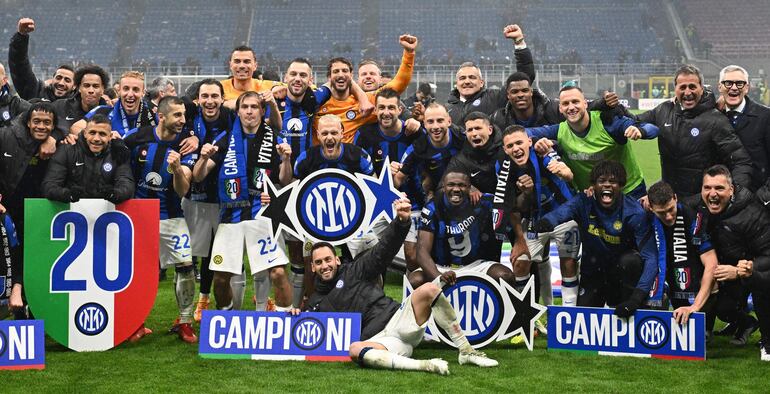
[287,118,303,132]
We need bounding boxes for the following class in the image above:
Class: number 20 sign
[24,199,159,351]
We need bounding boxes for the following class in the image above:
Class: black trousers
[578,251,642,307]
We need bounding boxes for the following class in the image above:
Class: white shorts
[404,211,421,243]
[159,218,193,268]
[368,295,426,357]
[209,218,288,275]
[526,220,580,262]
[181,198,220,257]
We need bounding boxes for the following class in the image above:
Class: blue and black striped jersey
[294,143,374,179]
[208,123,283,224]
[124,126,195,220]
[420,193,502,266]
[274,87,332,164]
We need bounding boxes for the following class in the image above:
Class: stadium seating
[680,0,770,58]
[0,0,124,67]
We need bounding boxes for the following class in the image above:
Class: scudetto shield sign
[24,199,159,352]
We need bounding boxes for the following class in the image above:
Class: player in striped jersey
[179,79,237,321]
[193,91,294,312]
[496,125,579,307]
[123,96,198,343]
[294,115,374,179]
[410,171,515,289]
[353,88,423,267]
[79,71,158,137]
[293,114,374,297]
[394,103,464,203]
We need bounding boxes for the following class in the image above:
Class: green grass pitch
[1,138,764,393]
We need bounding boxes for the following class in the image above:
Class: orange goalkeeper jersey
[220,78,280,101]
[314,50,414,144]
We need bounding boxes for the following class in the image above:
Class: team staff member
[123,96,198,343]
[193,91,294,313]
[646,181,717,330]
[534,161,658,317]
[42,114,134,203]
[9,18,75,102]
[692,166,770,357]
[313,34,417,144]
[527,86,657,199]
[717,65,770,194]
[297,198,497,375]
[1,103,57,316]
[635,65,753,197]
[447,24,529,124]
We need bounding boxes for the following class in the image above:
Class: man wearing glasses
[635,65,753,197]
[718,65,770,193]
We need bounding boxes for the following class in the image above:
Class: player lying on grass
[291,198,497,375]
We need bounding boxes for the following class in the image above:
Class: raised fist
[399,34,418,52]
[18,18,35,34]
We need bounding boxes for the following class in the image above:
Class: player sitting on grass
[293,198,497,375]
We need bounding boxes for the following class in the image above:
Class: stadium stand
[680,0,770,58]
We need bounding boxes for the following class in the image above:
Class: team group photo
[0,0,769,392]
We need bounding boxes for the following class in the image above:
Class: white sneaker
[760,341,770,362]
[535,319,548,336]
[459,349,499,367]
[426,358,450,375]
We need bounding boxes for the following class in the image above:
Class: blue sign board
[199,311,361,361]
[547,306,706,360]
[0,320,45,370]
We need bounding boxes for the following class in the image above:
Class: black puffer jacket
[305,218,410,340]
[0,119,47,200]
[42,133,134,203]
[8,32,71,102]
[0,85,30,128]
[693,186,770,289]
[447,47,535,125]
[445,128,503,193]
[636,91,753,196]
[50,94,108,138]
[491,89,561,130]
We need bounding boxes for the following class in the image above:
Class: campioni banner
[547,306,706,360]
[24,199,159,352]
[199,311,360,361]
[0,320,45,370]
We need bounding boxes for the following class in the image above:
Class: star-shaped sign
[358,157,402,228]
[499,276,547,351]
[256,176,300,239]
